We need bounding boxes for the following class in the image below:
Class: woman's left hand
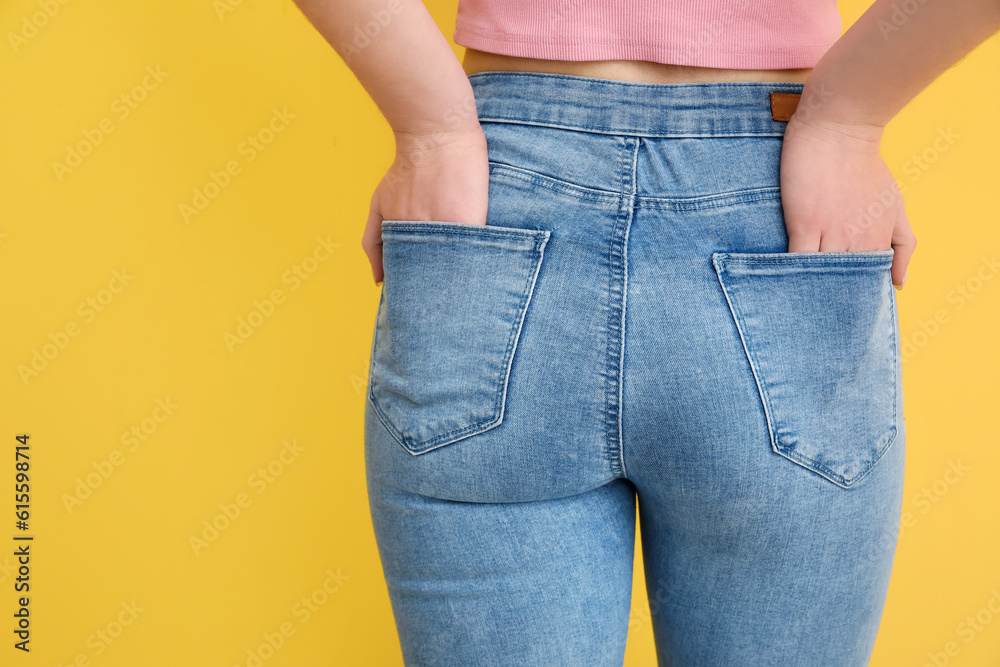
[779,114,916,289]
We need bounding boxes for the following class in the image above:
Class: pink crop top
[453,1,843,70]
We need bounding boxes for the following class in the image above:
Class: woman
[294,1,1000,664]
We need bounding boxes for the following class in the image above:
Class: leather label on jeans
[770,92,801,122]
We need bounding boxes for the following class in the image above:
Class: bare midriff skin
[461,46,813,84]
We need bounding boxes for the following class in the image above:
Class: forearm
[799,0,1000,131]
[293,0,481,143]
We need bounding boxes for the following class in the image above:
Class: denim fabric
[364,71,906,666]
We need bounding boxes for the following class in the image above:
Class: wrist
[791,71,888,142]
[786,103,885,150]
[785,114,885,150]
[393,124,486,156]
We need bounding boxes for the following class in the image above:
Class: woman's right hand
[363,130,490,285]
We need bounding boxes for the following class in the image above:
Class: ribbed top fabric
[454,1,843,70]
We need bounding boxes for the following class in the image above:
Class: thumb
[364,192,385,286]
[890,206,916,290]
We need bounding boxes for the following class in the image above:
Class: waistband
[467,71,806,138]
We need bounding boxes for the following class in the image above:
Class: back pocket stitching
[368,223,551,455]
[711,252,899,488]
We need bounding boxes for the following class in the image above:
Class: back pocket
[711,249,899,488]
[369,220,551,455]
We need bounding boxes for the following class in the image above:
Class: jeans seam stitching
[489,161,624,200]
[615,139,640,479]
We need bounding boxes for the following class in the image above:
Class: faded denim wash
[364,71,906,666]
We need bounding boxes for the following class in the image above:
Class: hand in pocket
[779,115,916,289]
[362,131,490,285]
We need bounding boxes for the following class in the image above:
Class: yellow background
[0,0,997,664]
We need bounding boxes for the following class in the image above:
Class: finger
[890,206,916,289]
[373,243,384,285]
[786,227,822,253]
[364,193,385,285]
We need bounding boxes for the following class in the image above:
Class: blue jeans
[364,71,905,666]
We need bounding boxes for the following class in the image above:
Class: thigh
[636,430,905,666]
[365,472,638,667]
